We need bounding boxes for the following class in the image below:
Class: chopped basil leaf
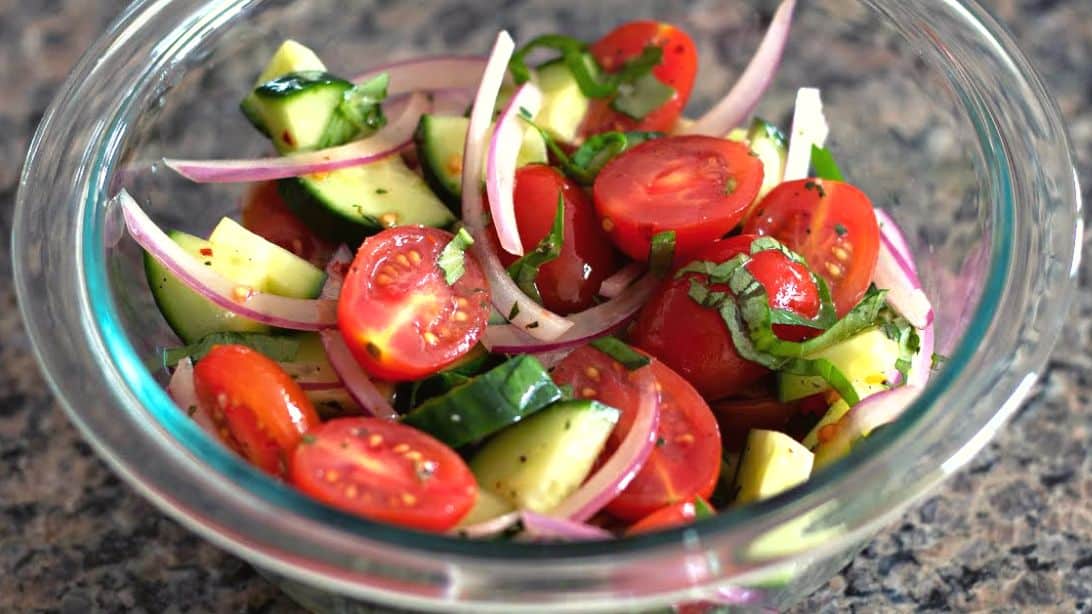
[611,70,676,119]
[649,230,676,278]
[162,332,301,367]
[931,352,948,370]
[834,223,848,236]
[438,227,475,285]
[507,196,565,303]
[519,112,662,184]
[507,302,520,321]
[338,73,389,135]
[810,145,845,181]
[692,497,716,520]
[589,336,650,371]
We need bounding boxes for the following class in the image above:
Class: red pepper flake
[199,247,214,257]
[231,285,254,303]
[281,130,295,147]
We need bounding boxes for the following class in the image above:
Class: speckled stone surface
[1,0,1089,612]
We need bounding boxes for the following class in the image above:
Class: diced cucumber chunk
[471,400,620,513]
[734,429,814,506]
[456,489,516,529]
[534,62,590,144]
[145,231,270,343]
[207,217,326,298]
[801,380,887,450]
[400,355,562,448]
[254,40,326,86]
[746,118,788,199]
[415,114,548,210]
[777,327,900,402]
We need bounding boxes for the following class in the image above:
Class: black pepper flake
[834,223,848,236]
[376,188,388,194]
[803,180,827,198]
[518,455,527,463]
[656,437,666,447]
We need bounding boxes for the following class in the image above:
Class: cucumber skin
[277,177,384,245]
[400,355,563,449]
[414,115,464,212]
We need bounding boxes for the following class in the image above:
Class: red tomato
[631,235,820,400]
[625,497,712,535]
[743,179,880,316]
[492,165,619,314]
[290,417,477,532]
[593,136,764,264]
[338,226,491,382]
[241,181,334,266]
[552,348,721,521]
[709,397,801,452]
[581,21,698,136]
[193,344,320,477]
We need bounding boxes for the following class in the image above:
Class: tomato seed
[584,366,600,380]
[408,250,422,265]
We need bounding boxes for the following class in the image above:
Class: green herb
[519,112,661,184]
[338,73,389,135]
[506,196,565,303]
[834,223,848,236]
[589,336,650,371]
[611,69,675,119]
[507,302,520,321]
[692,497,716,519]
[877,304,920,385]
[437,227,476,285]
[161,332,301,367]
[301,434,317,445]
[931,352,948,370]
[649,230,677,278]
[809,145,845,181]
[558,384,575,400]
[509,36,674,119]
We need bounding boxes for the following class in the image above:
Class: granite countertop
[2,1,1089,612]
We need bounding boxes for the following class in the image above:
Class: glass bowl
[13,0,1081,611]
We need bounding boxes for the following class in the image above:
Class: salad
[120,0,936,541]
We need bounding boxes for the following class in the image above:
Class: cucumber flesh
[733,429,814,506]
[746,118,788,199]
[777,327,900,402]
[470,400,620,513]
[415,114,547,210]
[207,217,326,298]
[145,231,270,343]
[534,62,590,144]
[456,488,516,528]
[400,355,562,448]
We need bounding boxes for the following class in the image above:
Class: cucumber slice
[470,400,620,513]
[144,231,270,343]
[400,355,562,448]
[278,155,455,244]
[415,114,548,210]
[534,62,590,144]
[456,488,516,528]
[747,118,788,199]
[207,217,326,297]
[777,328,900,402]
[734,429,814,506]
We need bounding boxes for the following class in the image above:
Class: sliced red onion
[531,347,577,369]
[487,83,544,256]
[319,330,399,421]
[873,209,915,271]
[831,385,923,451]
[352,55,488,97]
[908,319,935,388]
[551,364,662,522]
[518,510,613,541]
[320,245,354,300]
[461,31,574,340]
[781,87,829,181]
[451,511,522,539]
[598,263,645,299]
[676,0,797,137]
[167,358,218,437]
[163,92,428,184]
[484,274,659,354]
[118,190,338,330]
[873,211,933,329]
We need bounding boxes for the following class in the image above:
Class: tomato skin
[710,397,800,452]
[581,21,698,136]
[338,226,491,382]
[193,344,320,477]
[290,418,477,532]
[625,497,711,535]
[593,136,764,264]
[493,165,619,314]
[553,348,722,522]
[631,235,820,400]
[241,181,334,266]
[743,179,880,316]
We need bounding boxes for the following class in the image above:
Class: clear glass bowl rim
[13,0,1082,609]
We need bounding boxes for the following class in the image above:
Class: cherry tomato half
[743,179,880,316]
[193,344,320,477]
[241,181,335,266]
[338,226,491,382]
[290,417,478,532]
[625,496,713,536]
[552,347,721,522]
[492,165,619,314]
[593,136,764,264]
[581,21,698,136]
[631,235,820,400]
